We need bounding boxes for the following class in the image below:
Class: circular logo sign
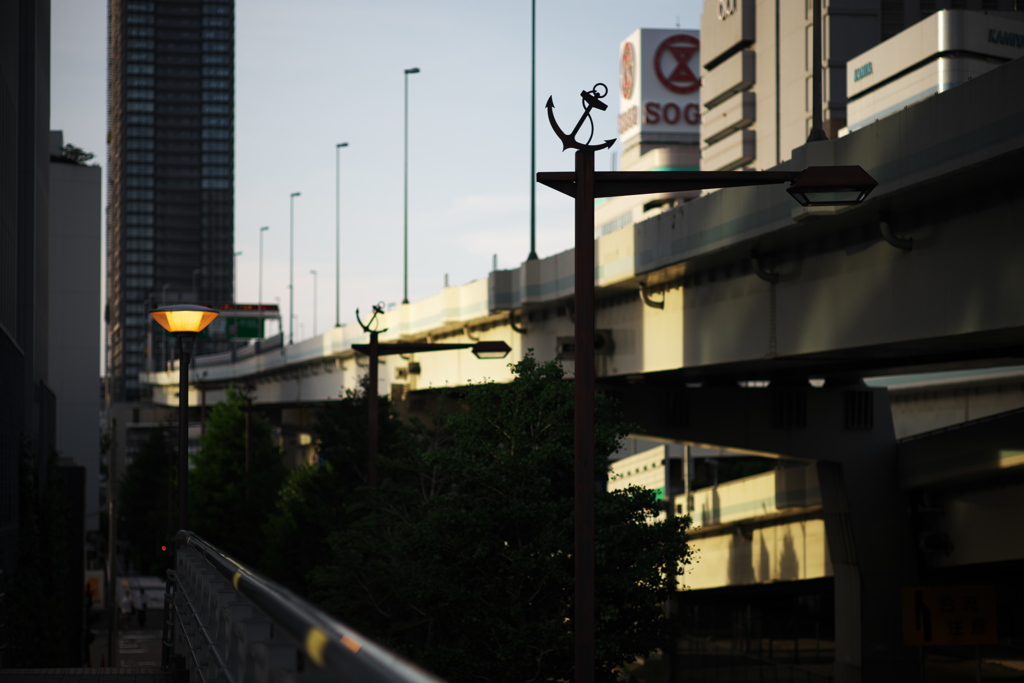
[620,42,635,99]
[653,34,700,94]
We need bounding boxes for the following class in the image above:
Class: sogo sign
[618,29,701,140]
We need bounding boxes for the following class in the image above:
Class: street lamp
[538,83,878,683]
[403,67,420,305]
[289,191,301,344]
[353,304,509,486]
[336,142,349,327]
[310,269,318,337]
[149,304,219,531]
[259,226,269,334]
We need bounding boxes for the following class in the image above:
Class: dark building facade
[107,0,235,401]
[0,0,53,576]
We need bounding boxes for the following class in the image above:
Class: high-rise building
[698,0,1017,172]
[0,0,53,576]
[107,0,235,402]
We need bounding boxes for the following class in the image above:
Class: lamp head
[786,166,877,207]
[150,304,219,337]
[291,192,301,198]
[337,142,349,148]
[405,67,420,75]
[471,340,512,360]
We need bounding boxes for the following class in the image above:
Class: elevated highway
[142,55,1024,682]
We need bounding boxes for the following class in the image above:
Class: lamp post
[354,304,509,486]
[538,82,877,683]
[336,142,348,327]
[528,0,538,261]
[259,226,269,334]
[289,191,301,344]
[310,269,318,337]
[403,67,420,305]
[149,304,219,531]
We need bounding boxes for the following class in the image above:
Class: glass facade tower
[107,0,234,401]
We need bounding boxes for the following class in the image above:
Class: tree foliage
[267,355,691,683]
[118,426,175,575]
[60,143,94,165]
[190,388,287,563]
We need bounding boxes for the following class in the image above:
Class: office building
[0,0,53,575]
[698,0,1017,171]
[107,0,235,402]
[49,131,103,534]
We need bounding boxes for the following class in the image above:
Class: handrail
[173,530,445,683]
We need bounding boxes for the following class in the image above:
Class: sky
[51,0,705,355]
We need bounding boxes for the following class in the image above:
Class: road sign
[902,586,997,646]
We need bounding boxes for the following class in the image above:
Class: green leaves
[265,354,691,683]
[189,388,287,564]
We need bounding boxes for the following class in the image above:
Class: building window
[202,41,231,53]
[202,29,231,39]
[127,76,155,87]
[201,140,230,152]
[127,127,155,137]
[127,88,155,99]
[126,138,155,150]
[125,213,155,225]
[201,129,230,139]
[202,79,230,90]
[127,51,155,62]
[201,53,231,65]
[127,63,155,75]
[126,201,155,212]
[125,154,154,164]
[202,4,231,15]
[201,116,230,127]
[126,176,155,187]
[127,100,155,112]
[201,91,231,102]
[127,26,155,37]
[202,165,230,176]
[201,153,230,164]
[126,114,154,124]
[201,178,230,189]
[127,14,154,24]
[201,103,230,114]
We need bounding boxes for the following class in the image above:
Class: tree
[60,143,94,165]
[119,426,175,575]
[189,388,287,564]
[303,355,691,683]
[261,380,416,594]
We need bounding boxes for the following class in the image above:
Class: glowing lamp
[150,304,219,336]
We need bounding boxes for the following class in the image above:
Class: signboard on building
[618,28,701,150]
[902,586,997,646]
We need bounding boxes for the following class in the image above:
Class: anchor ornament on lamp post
[355,303,387,487]
[545,82,614,683]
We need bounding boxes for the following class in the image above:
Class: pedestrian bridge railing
[165,531,444,683]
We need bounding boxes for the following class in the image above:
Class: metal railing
[166,531,445,683]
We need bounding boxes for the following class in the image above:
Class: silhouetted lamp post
[538,82,877,683]
[335,142,349,327]
[403,67,420,304]
[353,304,509,486]
[150,304,219,531]
[289,191,301,344]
